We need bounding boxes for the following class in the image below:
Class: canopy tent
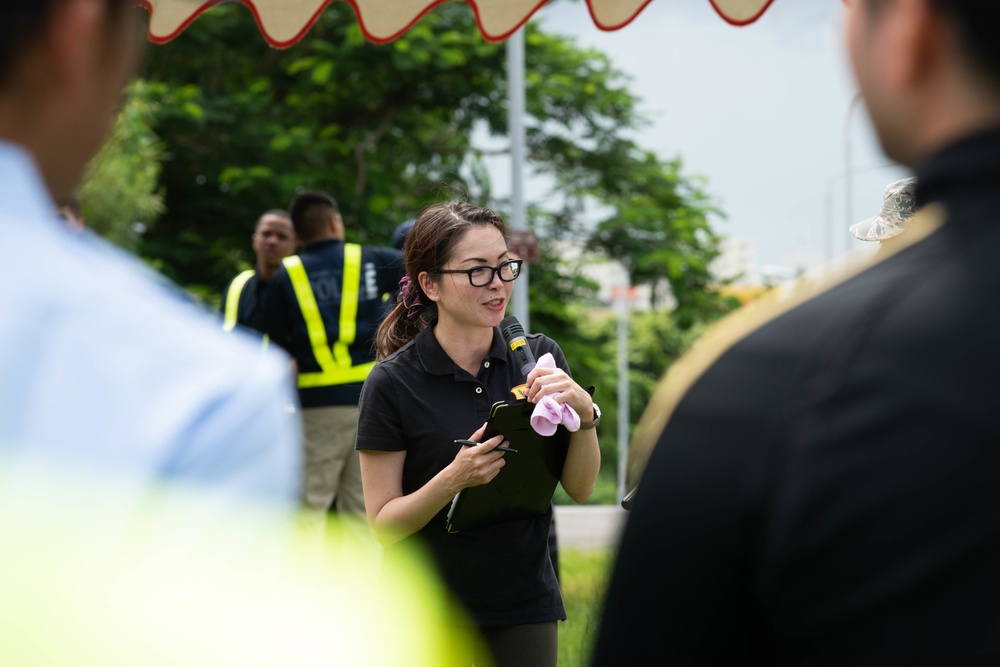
[138,0,775,47]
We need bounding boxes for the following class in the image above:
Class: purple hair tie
[397,275,425,321]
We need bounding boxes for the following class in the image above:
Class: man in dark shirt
[261,191,401,540]
[593,1,1000,664]
[221,209,297,336]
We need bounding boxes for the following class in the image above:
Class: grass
[557,547,615,667]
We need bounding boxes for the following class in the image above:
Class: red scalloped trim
[137,0,775,49]
[586,0,656,32]
[343,0,550,44]
[136,0,333,48]
[237,0,332,48]
[345,0,445,44]
[708,0,775,27]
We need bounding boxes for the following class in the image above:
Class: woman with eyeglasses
[356,201,601,667]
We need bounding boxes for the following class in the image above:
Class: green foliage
[622,310,709,409]
[588,154,729,328]
[137,2,737,479]
[140,3,731,318]
[549,307,709,504]
[558,548,614,667]
[141,3,508,287]
[78,80,166,251]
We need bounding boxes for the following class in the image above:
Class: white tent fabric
[138,0,775,47]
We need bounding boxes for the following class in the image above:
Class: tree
[139,4,731,316]
[140,3,508,294]
[78,80,166,251]
[138,2,736,481]
[586,153,735,328]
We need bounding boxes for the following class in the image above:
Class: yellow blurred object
[0,461,470,666]
[718,284,772,305]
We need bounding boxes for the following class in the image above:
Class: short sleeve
[529,334,571,376]
[356,363,406,452]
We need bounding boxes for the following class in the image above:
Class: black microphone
[500,316,536,376]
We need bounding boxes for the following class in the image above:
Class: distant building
[710,237,759,286]
[549,240,675,312]
[550,237,770,312]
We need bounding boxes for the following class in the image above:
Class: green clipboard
[445,400,569,533]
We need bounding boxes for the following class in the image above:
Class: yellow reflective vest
[222,270,255,333]
[222,269,270,348]
[282,245,376,388]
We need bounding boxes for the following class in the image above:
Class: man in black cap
[593,0,1000,664]
[221,209,298,337]
[391,218,415,251]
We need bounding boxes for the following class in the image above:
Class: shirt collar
[414,326,510,376]
[303,238,345,251]
[915,124,1000,208]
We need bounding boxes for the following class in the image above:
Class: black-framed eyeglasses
[437,259,523,287]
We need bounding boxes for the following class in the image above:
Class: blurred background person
[0,1,301,520]
[0,4,466,664]
[392,218,415,252]
[593,0,1000,664]
[221,209,297,337]
[382,218,415,316]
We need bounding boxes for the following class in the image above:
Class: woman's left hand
[524,365,594,420]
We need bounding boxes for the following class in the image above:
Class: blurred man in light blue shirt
[0,3,300,509]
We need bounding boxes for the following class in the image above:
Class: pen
[454,439,517,453]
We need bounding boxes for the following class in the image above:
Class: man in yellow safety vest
[261,191,402,539]
[221,209,298,338]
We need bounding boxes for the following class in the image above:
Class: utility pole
[613,285,634,504]
[507,27,530,331]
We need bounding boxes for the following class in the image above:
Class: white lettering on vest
[365,263,378,300]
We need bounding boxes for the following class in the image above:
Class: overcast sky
[508,0,911,275]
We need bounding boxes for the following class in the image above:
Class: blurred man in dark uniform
[593,1,1000,664]
[221,209,297,337]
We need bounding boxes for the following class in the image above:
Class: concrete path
[553,504,629,551]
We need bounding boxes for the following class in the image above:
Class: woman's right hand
[448,422,508,490]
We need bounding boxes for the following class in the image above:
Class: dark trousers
[475,621,558,667]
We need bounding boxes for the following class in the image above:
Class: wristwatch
[579,403,601,430]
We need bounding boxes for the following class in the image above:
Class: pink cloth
[529,353,581,436]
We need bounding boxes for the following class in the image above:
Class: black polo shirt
[356,325,569,627]
[261,239,402,408]
[592,125,1000,665]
